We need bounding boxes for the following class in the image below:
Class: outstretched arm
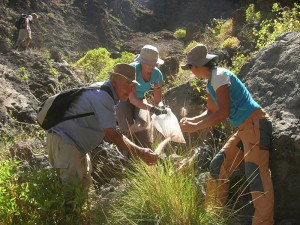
[129,83,164,110]
[103,127,158,165]
[180,85,230,133]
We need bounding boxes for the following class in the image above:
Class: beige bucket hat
[109,63,140,85]
[135,45,164,66]
[181,44,218,70]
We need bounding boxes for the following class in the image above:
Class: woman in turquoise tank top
[180,44,274,225]
[116,45,167,150]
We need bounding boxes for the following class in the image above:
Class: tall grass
[105,159,227,225]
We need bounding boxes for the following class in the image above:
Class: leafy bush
[245,4,261,23]
[216,19,233,42]
[221,37,240,50]
[230,53,250,75]
[253,3,300,51]
[210,19,224,36]
[0,160,89,225]
[74,48,134,82]
[74,48,112,82]
[173,29,186,40]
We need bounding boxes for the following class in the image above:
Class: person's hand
[137,148,158,165]
[179,120,199,133]
[150,106,168,115]
[180,117,189,123]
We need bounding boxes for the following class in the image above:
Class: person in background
[179,44,274,225]
[116,45,167,149]
[47,63,158,191]
[15,13,38,51]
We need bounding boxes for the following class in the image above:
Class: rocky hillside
[1,0,295,55]
[0,1,299,224]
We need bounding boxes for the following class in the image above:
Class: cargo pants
[205,109,274,225]
[47,132,92,190]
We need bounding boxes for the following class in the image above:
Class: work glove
[150,106,168,115]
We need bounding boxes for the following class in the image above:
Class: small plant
[230,53,250,75]
[245,4,261,23]
[216,19,233,42]
[210,18,224,36]
[50,67,59,77]
[221,37,240,50]
[174,28,186,40]
[18,67,29,83]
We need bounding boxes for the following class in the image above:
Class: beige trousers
[205,109,274,225]
[46,132,92,190]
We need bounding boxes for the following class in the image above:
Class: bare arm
[180,92,216,123]
[25,17,29,31]
[103,127,158,165]
[128,83,164,110]
[152,82,163,106]
[180,85,230,133]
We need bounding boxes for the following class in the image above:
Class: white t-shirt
[209,68,231,91]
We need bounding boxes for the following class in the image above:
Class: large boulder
[238,31,300,223]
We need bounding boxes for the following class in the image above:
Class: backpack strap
[61,85,114,122]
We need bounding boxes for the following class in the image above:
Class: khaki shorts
[46,132,92,189]
[17,29,31,42]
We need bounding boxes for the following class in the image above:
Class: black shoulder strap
[61,85,114,122]
[99,85,114,99]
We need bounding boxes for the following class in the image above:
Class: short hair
[203,59,218,68]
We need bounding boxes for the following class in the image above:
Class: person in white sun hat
[116,44,167,150]
[180,44,274,225]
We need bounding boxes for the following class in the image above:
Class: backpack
[37,85,113,130]
[15,14,28,29]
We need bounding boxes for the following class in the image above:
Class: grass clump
[106,159,227,225]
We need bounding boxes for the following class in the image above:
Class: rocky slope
[0,1,299,224]
[1,0,294,55]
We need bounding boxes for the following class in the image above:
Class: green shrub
[210,19,224,36]
[230,53,250,75]
[74,48,134,82]
[217,19,233,41]
[253,3,300,51]
[221,37,240,50]
[0,160,89,225]
[246,4,261,23]
[174,29,186,40]
[74,48,111,81]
